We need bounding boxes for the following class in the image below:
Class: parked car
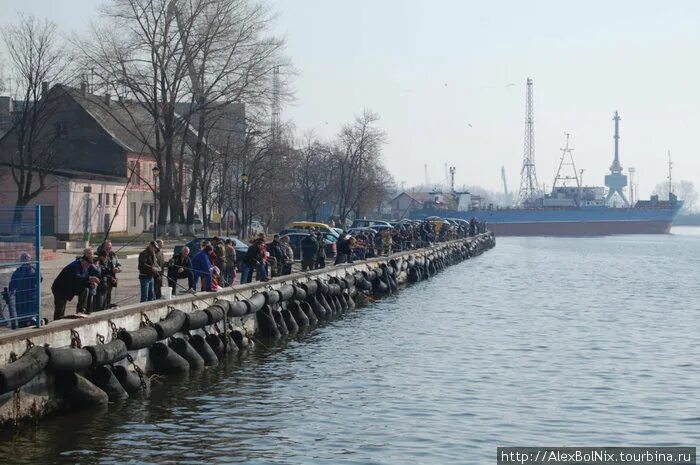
[174,236,248,270]
[281,232,337,259]
[287,221,340,237]
[348,227,378,236]
[350,219,392,229]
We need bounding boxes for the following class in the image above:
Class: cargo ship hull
[411,205,682,236]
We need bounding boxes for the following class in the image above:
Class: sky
[2,0,699,199]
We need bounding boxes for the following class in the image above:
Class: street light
[152,165,160,241]
[241,173,248,238]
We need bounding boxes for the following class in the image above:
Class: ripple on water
[2,232,700,464]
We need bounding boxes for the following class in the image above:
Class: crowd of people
[0,217,487,327]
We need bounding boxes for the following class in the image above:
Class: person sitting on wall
[167,246,194,295]
[52,248,100,321]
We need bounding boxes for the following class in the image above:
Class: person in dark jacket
[8,252,42,328]
[267,235,284,278]
[97,240,121,309]
[241,238,266,284]
[52,248,100,321]
[154,239,166,299]
[315,231,326,269]
[334,236,357,265]
[224,239,237,286]
[138,241,160,302]
[192,245,214,291]
[300,234,319,272]
[167,246,194,295]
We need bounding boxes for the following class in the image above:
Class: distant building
[389,190,460,219]
[0,84,200,240]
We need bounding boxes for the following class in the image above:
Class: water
[2,229,700,465]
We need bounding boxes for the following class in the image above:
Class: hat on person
[149,240,160,251]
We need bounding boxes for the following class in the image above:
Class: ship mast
[667,150,673,199]
[552,132,581,203]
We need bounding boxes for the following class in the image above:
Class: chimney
[41,81,49,98]
[103,93,111,106]
[80,81,87,95]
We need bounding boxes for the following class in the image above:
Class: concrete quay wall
[0,234,495,427]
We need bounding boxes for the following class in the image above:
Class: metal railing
[0,205,42,329]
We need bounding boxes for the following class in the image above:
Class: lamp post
[241,173,248,239]
[152,165,160,241]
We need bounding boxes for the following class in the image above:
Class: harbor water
[2,228,699,464]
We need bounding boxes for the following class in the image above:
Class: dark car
[174,236,248,270]
[281,232,337,259]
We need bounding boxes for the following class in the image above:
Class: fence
[0,206,42,329]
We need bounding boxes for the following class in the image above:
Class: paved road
[0,249,309,323]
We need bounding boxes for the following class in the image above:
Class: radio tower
[517,78,540,206]
[271,64,281,147]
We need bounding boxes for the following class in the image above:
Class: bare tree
[654,180,698,213]
[330,110,389,224]
[294,133,332,221]
[1,14,69,223]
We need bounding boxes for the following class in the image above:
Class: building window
[113,193,117,205]
[130,202,137,227]
[97,194,102,206]
[105,193,110,206]
[128,160,141,185]
[55,122,67,140]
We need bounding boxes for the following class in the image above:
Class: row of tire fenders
[0,235,495,419]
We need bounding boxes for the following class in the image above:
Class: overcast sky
[2,0,699,198]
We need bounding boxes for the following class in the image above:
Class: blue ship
[411,112,683,236]
[411,195,683,236]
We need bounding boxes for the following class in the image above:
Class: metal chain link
[25,339,34,350]
[70,329,82,349]
[96,333,105,345]
[126,353,147,391]
[140,313,154,327]
[109,321,120,341]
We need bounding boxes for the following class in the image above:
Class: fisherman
[241,238,266,284]
[315,231,326,269]
[138,241,160,302]
[192,244,215,291]
[300,233,319,272]
[267,234,285,278]
[52,248,100,320]
[97,240,121,309]
[224,239,237,286]
[167,246,194,295]
[280,235,294,275]
[212,236,226,275]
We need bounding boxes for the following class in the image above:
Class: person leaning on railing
[8,252,42,328]
[52,248,100,321]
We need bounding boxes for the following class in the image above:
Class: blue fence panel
[0,205,42,329]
